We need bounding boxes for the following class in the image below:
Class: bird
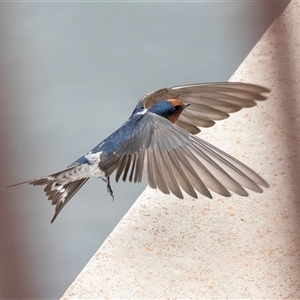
[8,82,270,223]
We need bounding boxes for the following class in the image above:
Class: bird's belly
[54,163,105,185]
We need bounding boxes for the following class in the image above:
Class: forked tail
[8,167,90,223]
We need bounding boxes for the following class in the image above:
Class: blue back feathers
[80,99,187,159]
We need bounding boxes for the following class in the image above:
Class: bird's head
[149,99,190,123]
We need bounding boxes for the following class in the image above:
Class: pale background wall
[0,2,288,299]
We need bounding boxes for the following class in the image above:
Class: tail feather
[48,178,89,223]
[7,167,90,223]
[31,174,90,223]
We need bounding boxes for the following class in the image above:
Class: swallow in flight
[9,82,270,222]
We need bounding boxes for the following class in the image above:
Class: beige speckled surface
[62,2,300,299]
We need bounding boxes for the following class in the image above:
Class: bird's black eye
[172,106,182,113]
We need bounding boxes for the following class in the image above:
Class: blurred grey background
[0,2,289,299]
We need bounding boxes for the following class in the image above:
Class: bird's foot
[99,176,114,200]
[106,176,114,200]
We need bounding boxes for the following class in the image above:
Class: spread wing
[139,82,270,134]
[99,112,268,199]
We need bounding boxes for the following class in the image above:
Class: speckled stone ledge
[61,1,300,298]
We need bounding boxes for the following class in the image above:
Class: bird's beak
[184,103,191,108]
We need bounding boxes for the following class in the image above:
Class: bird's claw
[100,176,114,200]
[106,176,114,200]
